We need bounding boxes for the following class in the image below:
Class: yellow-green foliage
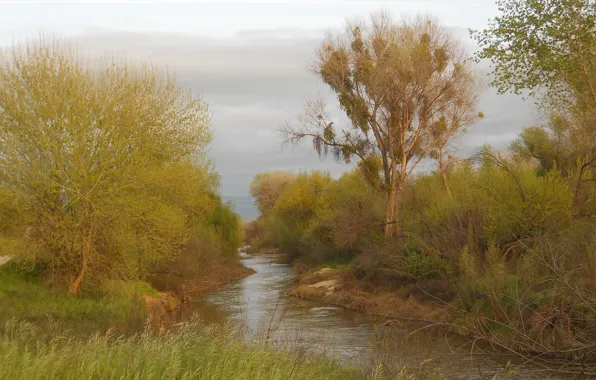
[254,169,384,263]
[257,142,596,354]
[273,171,332,222]
[475,151,573,243]
[261,171,332,253]
[0,39,242,293]
[403,148,575,260]
[400,147,596,351]
[249,171,297,216]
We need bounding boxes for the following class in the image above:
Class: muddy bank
[146,261,255,326]
[178,262,256,296]
[289,267,447,324]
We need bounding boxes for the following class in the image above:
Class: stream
[169,252,574,379]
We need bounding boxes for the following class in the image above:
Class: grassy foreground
[0,321,360,380]
[0,263,362,380]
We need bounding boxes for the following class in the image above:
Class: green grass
[0,322,361,380]
[0,263,146,334]
[0,261,364,379]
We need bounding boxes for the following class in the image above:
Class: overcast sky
[0,1,540,196]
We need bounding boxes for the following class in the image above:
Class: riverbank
[0,255,255,332]
[0,256,367,380]
[0,264,147,335]
[289,266,448,325]
[244,245,280,256]
[144,261,256,326]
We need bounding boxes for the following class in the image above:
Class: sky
[0,1,540,196]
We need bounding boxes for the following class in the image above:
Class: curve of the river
[170,252,572,380]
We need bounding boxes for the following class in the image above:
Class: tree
[471,0,595,109]
[283,13,483,238]
[472,0,595,208]
[511,122,576,174]
[249,171,297,216]
[0,39,215,293]
[429,104,484,198]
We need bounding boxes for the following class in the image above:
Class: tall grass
[0,321,360,380]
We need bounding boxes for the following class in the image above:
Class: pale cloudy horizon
[0,1,540,196]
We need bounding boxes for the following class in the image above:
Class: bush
[253,142,596,361]
[255,169,384,264]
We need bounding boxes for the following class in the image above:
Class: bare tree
[282,12,483,238]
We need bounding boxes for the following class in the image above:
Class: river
[170,252,574,379]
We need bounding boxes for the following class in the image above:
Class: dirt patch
[145,261,255,329]
[298,267,338,285]
[289,267,447,323]
[179,262,256,295]
[0,256,12,266]
[144,291,180,325]
[148,261,255,298]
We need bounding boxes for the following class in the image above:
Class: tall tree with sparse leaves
[283,13,483,238]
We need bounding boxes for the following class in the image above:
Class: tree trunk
[393,183,404,238]
[438,148,452,199]
[69,223,94,295]
[384,184,398,238]
[439,159,452,199]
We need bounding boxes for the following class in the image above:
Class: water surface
[172,252,574,379]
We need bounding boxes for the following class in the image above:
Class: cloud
[70,27,539,196]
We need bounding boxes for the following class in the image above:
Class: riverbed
[169,252,572,379]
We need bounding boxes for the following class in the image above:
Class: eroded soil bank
[145,261,255,326]
[289,266,448,324]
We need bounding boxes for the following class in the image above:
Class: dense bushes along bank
[248,0,596,373]
[248,149,596,367]
[0,38,247,299]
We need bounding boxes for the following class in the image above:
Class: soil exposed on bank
[146,261,255,327]
[289,266,448,325]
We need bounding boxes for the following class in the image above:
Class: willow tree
[283,13,483,237]
[0,39,214,293]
